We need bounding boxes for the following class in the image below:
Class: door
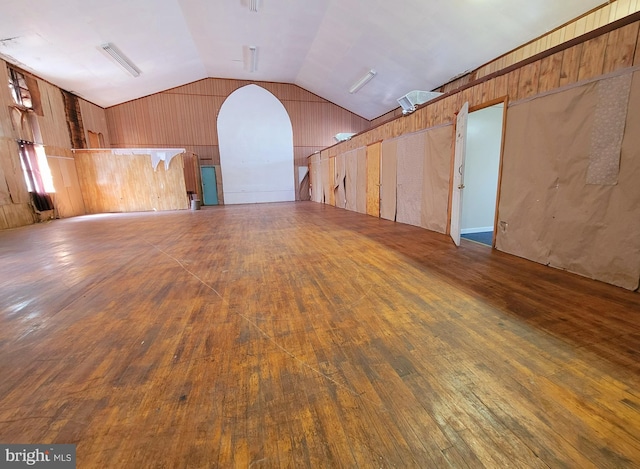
[201,166,218,205]
[450,102,469,246]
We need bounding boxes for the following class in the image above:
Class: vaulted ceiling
[0,0,605,120]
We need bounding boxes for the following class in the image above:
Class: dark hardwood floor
[1,202,639,468]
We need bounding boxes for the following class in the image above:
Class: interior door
[450,102,469,246]
[201,166,218,205]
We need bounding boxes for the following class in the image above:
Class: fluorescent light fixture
[249,0,259,12]
[349,69,377,94]
[249,45,258,72]
[100,43,141,77]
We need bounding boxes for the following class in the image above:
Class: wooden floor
[1,202,639,468]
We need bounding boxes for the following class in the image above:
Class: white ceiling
[0,0,605,120]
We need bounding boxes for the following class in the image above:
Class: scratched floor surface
[1,202,639,468]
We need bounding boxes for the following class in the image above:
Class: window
[8,67,32,109]
[17,141,55,194]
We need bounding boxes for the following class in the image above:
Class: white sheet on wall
[218,84,295,204]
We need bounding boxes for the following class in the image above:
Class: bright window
[8,67,32,109]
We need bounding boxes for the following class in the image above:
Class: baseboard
[461,226,493,235]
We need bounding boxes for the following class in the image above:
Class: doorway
[201,166,219,205]
[460,103,505,247]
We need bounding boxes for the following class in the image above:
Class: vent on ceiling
[397,90,443,115]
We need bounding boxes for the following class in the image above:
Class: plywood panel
[47,156,85,218]
[0,138,29,205]
[0,203,33,230]
[74,150,188,213]
[36,81,72,150]
[80,99,111,147]
[366,142,380,217]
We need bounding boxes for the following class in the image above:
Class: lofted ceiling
[0,0,605,120]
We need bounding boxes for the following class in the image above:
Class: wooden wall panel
[74,151,188,214]
[183,152,202,202]
[105,78,370,203]
[538,52,563,94]
[438,2,640,97]
[578,34,608,81]
[603,22,640,73]
[317,17,640,292]
[47,156,85,218]
[79,99,111,147]
[36,81,72,150]
[0,61,34,228]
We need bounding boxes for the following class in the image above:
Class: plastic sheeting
[497,70,640,290]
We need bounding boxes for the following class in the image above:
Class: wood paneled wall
[324,17,640,154]
[105,78,370,201]
[472,0,640,82]
[370,0,640,126]
[0,57,96,229]
[74,150,188,214]
[315,16,640,290]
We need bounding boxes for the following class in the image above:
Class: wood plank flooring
[1,202,639,468]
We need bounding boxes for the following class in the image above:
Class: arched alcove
[217,84,295,204]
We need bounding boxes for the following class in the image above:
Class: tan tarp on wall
[344,149,358,212]
[356,147,367,214]
[309,154,321,203]
[380,139,397,221]
[321,157,330,204]
[497,70,640,290]
[396,132,425,227]
[422,125,454,234]
[334,153,346,209]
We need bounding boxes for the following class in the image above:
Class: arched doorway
[217,84,295,204]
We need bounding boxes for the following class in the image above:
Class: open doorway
[460,102,505,247]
